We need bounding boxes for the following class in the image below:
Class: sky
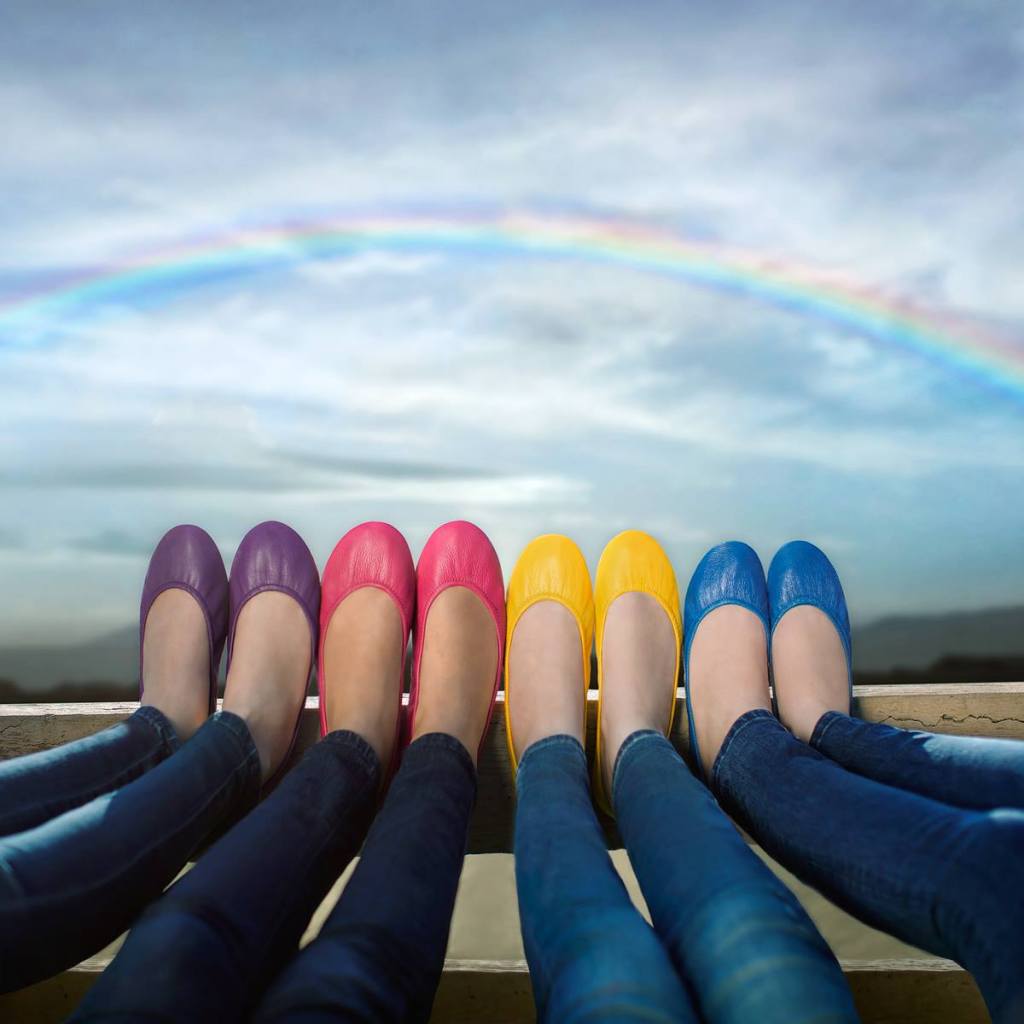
[1,0,1023,647]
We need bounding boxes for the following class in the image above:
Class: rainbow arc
[2,209,1022,400]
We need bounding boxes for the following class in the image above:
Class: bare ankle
[779,696,836,744]
[412,587,498,761]
[599,592,678,793]
[772,606,849,744]
[508,602,585,761]
[321,588,404,766]
[223,592,312,782]
[141,589,212,742]
[687,605,770,776]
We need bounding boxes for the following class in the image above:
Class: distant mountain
[0,625,138,696]
[0,606,1021,702]
[851,606,1024,672]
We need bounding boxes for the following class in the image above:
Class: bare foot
[412,587,498,762]
[141,588,211,742]
[223,592,311,782]
[321,587,404,766]
[599,592,678,795]
[772,605,849,743]
[507,601,585,761]
[687,605,771,778]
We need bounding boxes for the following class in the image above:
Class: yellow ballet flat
[504,534,595,775]
[593,530,682,817]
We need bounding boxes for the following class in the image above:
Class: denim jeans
[74,731,477,1024]
[813,710,1024,810]
[0,708,259,991]
[515,734,696,1024]
[614,730,856,1023]
[0,705,178,837]
[514,732,856,1023]
[714,709,1024,1024]
[254,732,476,1024]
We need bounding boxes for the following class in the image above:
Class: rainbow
[2,208,1023,401]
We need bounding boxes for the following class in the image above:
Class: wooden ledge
[0,687,1013,1022]
[2,683,1022,853]
[0,956,987,1024]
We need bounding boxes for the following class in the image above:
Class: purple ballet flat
[227,521,321,788]
[139,525,229,715]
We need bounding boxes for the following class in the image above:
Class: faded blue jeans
[73,731,477,1024]
[0,707,260,991]
[714,710,1024,1024]
[514,732,856,1023]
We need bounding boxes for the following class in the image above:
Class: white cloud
[1,0,1023,646]
[296,251,442,284]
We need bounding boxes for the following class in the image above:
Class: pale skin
[142,583,498,782]
[686,605,772,778]
[507,591,678,797]
[140,588,212,743]
[410,586,499,761]
[222,592,311,782]
[321,587,404,765]
[141,576,845,784]
[507,601,587,754]
[771,605,850,743]
[507,594,851,788]
[688,604,850,777]
[323,584,497,764]
[141,588,313,782]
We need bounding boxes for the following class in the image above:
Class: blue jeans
[74,731,477,1024]
[0,707,259,991]
[514,732,856,1024]
[0,705,177,836]
[714,709,1024,1024]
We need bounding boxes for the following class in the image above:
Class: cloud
[0,0,1023,645]
[3,254,1020,498]
[3,0,1023,322]
[68,529,154,558]
[0,449,579,501]
[0,528,23,551]
[297,251,442,284]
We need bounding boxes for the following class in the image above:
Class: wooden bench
[2,682,1021,1022]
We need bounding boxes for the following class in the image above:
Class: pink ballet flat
[408,521,506,762]
[319,523,416,773]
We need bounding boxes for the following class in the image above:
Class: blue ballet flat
[767,540,853,707]
[683,541,770,784]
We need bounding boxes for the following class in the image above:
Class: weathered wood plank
[0,958,985,1024]
[2,684,1022,853]
[843,959,988,1024]
[432,959,989,1024]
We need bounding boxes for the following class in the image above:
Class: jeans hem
[406,731,477,780]
[210,711,261,778]
[133,704,181,754]
[610,729,665,807]
[711,708,777,792]
[518,734,585,774]
[322,729,382,780]
[809,709,844,750]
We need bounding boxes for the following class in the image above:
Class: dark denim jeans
[514,732,856,1024]
[714,709,1024,1024]
[0,706,178,837]
[74,731,477,1024]
[813,710,1024,810]
[0,708,259,991]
